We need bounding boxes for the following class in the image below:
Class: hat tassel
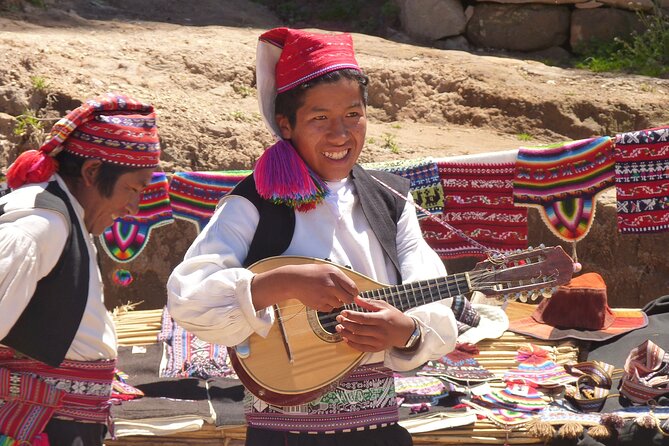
[253,139,328,212]
[6,149,58,189]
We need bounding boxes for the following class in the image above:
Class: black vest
[231,164,410,281]
[1,181,90,367]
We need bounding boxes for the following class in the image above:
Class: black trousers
[43,418,106,446]
[246,424,413,446]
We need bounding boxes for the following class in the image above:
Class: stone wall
[397,0,667,61]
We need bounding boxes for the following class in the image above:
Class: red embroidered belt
[0,346,116,443]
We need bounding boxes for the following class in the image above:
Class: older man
[0,93,161,446]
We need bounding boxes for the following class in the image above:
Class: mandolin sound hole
[307,309,344,342]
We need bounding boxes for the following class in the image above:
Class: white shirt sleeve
[0,209,69,340]
[167,195,274,346]
[384,193,458,371]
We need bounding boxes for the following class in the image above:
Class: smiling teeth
[324,150,348,160]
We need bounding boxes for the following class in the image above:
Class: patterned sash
[245,363,398,433]
[0,347,116,443]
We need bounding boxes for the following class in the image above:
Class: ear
[276,114,293,140]
[80,159,103,187]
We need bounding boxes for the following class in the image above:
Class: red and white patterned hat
[256,27,360,139]
[7,93,160,189]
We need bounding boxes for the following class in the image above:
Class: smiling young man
[0,93,160,446]
[167,28,458,445]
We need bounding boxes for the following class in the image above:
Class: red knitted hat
[7,93,160,189]
[259,27,360,94]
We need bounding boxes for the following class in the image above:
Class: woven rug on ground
[158,307,236,380]
[422,150,528,259]
[362,158,444,217]
[615,126,669,234]
[513,137,615,243]
[168,170,251,232]
[100,171,173,262]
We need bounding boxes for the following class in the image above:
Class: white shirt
[167,176,457,371]
[0,175,117,361]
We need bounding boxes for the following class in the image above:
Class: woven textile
[615,126,669,233]
[362,158,445,217]
[422,150,528,259]
[0,367,64,442]
[41,93,160,167]
[0,346,116,428]
[621,340,669,404]
[503,344,577,388]
[246,363,398,433]
[259,28,360,95]
[466,382,548,427]
[419,348,495,383]
[100,171,173,262]
[513,137,615,242]
[394,375,451,406]
[168,171,250,232]
[158,308,235,380]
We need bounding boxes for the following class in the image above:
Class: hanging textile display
[168,171,251,232]
[422,150,528,259]
[363,158,444,217]
[513,136,615,243]
[615,126,669,234]
[100,171,173,262]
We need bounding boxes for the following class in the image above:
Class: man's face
[277,78,367,181]
[84,165,154,235]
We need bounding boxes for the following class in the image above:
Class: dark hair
[55,150,138,198]
[274,68,369,127]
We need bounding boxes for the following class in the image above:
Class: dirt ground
[1,0,668,309]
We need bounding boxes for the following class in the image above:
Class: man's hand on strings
[251,263,358,312]
[335,296,416,352]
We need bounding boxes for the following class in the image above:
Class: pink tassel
[254,140,328,211]
[6,150,58,189]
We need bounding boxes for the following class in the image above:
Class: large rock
[597,0,665,10]
[571,8,645,53]
[398,0,467,42]
[466,4,571,51]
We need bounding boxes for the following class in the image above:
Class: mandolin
[228,245,574,406]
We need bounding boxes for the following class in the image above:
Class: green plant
[516,133,533,142]
[14,110,45,147]
[576,7,669,77]
[382,132,400,154]
[232,84,254,98]
[391,123,402,129]
[30,75,48,91]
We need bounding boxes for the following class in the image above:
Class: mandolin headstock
[469,245,574,301]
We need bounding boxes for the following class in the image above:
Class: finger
[331,271,358,303]
[353,295,388,311]
[339,330,384,352]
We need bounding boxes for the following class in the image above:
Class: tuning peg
[530,290,540,301]
[519,291,529,302]
[541,287,553,298]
